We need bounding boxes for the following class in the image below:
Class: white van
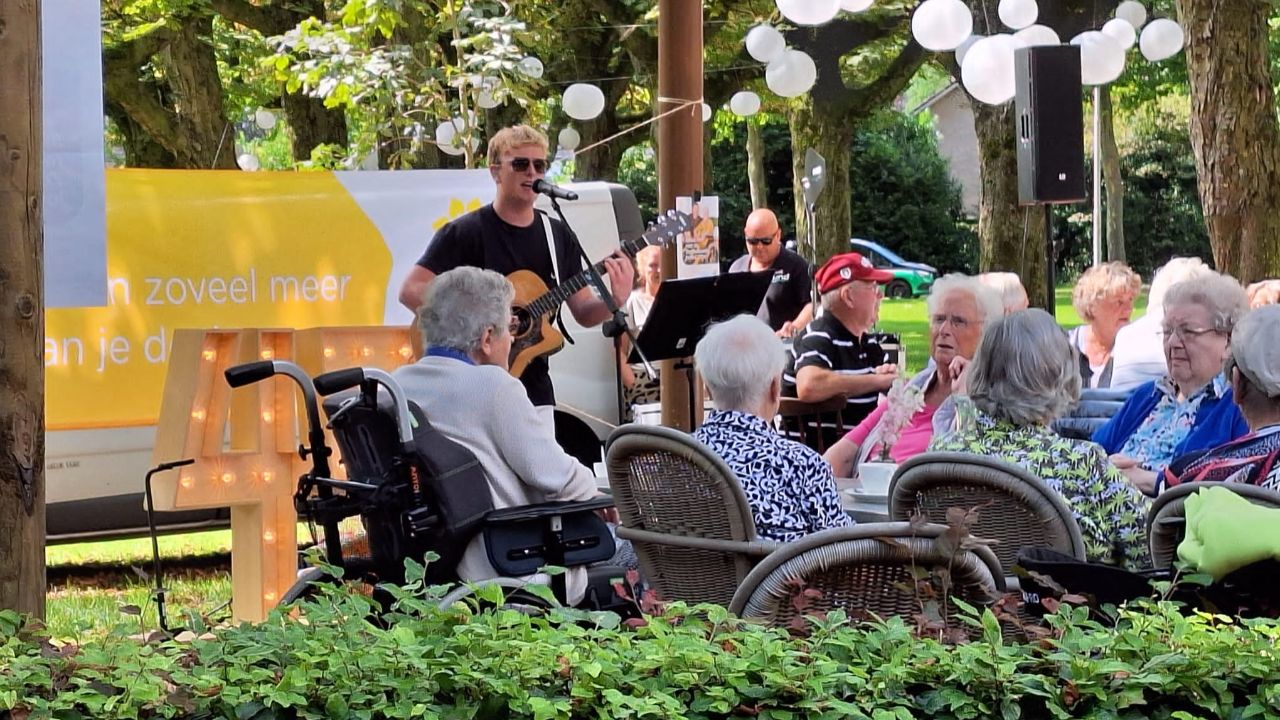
[45,174,643,541]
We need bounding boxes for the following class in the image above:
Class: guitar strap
[540,211,575,346]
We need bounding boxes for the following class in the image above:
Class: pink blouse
[843,398,940,464]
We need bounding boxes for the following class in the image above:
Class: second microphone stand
[546,195,654,424]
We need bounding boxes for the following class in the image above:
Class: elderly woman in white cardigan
[392,266,606,603]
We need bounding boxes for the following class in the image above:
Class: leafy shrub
[4,564,1280,720]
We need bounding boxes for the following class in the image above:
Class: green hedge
[4,570,1280,720]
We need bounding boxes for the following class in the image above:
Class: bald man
[729,209,814,337]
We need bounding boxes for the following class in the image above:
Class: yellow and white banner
[45,169,494,430]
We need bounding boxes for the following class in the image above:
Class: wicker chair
[728,523,1005,628]
[1147,482,1280,568]
[605,424,779,607]
[776,395,847,452]
[889,452,1087,586]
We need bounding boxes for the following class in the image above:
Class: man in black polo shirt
[782,252,898,426]
[397,124,633,419]
[728,209,813,337]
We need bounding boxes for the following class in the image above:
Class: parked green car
[850,238,936,298]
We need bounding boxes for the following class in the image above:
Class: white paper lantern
[729,91,762,117]
[1139,18,1185,62]
[1100,18,1137,49]
[1115,1,1147,30]
[1072,31,1126,85]
[435,119,459,147]
[997,0,1038,30]
[912,0,974,52]
[236,153,260,171]
[517,56,544,79]
[840,0,874,11]
[1014,24,1060,47]
[701,103,713,122]
[558,127,581,151]
[961,34,1020,105]
[438,142,466,157]
[745,25,786,63]
[765,49,818,98]
[955,34,982,66]
[474,77,502,109]
[562,83,606,121]
[253,109,277,131]
[776,0,841,26]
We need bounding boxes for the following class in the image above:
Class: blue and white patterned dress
[694,410,853,543]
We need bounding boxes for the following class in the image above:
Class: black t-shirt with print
[729,248,812,331]
[417,204,583,406]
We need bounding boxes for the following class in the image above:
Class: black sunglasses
[745,235,775,246]
[499,157,548,173]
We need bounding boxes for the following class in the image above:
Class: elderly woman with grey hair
[391,266,604,602]
[825,274,1002,475]
[1165,305,1280,489]
[1095,272,1251,496]
[930,309,1150,568]
[692,314,852,543]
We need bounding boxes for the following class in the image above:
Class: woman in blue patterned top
[931,309,1150,568]
[1094,272,1250,495]
[692,314,852,543]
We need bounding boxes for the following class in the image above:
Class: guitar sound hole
[511,307,534,338]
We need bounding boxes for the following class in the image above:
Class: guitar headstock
[638,209,695,248]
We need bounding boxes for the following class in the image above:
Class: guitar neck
[527,234,652,319]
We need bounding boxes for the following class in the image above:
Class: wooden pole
[0,0,47,616]
[656,0,702,431]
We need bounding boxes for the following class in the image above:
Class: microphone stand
[547,195,655,425]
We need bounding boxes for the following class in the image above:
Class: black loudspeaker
[1015,45,1087,205]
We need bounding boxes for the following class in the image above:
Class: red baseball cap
[815,252,895,293]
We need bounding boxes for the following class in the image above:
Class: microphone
[531,178,579,201]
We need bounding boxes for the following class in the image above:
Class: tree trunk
[104,14,236,169]
[280,93,348,163]
[789,99,856,265]
[1176,0,1280,282]
[0,0,47,616]
[746,121,768,209]
[972,101,1049,309]
[1098,86,1125,263]
[107,104,179,168]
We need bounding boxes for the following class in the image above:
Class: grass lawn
[880,286,1147,374]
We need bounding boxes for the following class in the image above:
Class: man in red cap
[782,252,898,427]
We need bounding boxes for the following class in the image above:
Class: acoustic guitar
[506,210,692,377]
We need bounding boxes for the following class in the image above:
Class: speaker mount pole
[1044,203,1056,318]
[1091,85,1102,267]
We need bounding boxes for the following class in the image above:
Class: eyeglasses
[929,314,973,330]
[1160,324,1222,342]
[498,157,548,174]
[745,235,775,246]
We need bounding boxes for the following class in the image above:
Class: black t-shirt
[781,314,886,425]
[729,248,812,331]
[417,204,583,406]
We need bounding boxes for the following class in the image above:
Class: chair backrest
[889,451,1087,574]
[1052,387,1134,441]
[605,424,777,606]
[728,522,1005,627]
[776,395,848,452]
[1147,481,1280,568]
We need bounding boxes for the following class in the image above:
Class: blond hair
[486,124,549,166]
[1071,261,1142,321]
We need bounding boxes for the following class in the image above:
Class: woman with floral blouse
[930,309,1150,569]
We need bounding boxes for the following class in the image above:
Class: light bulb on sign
[261,411,273,423]
[323,347,336,358]
[202,349,217,361]
[263,530,276,543]
[191,409,206,421]
[260,349,274,360]
[221,472,235,485]
[180,476,194,489]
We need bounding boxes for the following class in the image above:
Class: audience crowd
[408,252,1280,588]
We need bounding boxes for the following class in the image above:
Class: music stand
[628,272,772,425]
